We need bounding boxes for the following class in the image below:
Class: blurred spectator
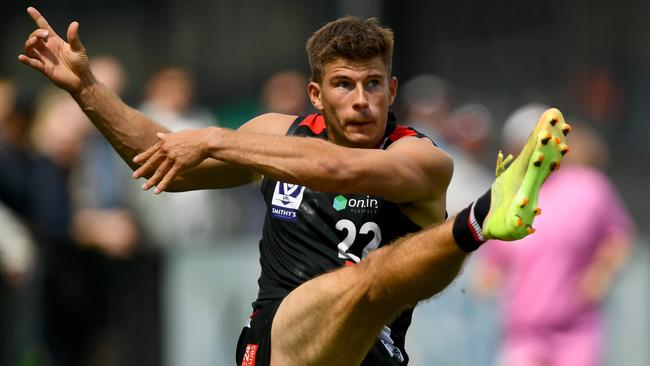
[0,77,33,216]
[0,202,35,287]
[0,77,33,268]
[89,56,127,95]
[568,66,624,126]
[72,56,140,258]
[135,66,240,247]
[0,77,40,366]
[476,103,635,366]
[140,67,215,133]
[71,56,161,366]
[261,69,311,115]
[438,102,494,160]
[229,69,313,236]
[30,89,90,169]
[0,77,16,126]
[398,74,493,214]
[558,122,609,170]
[398,74,451,138]
[400,75,496,365]
[28,89,117,366]
[0,82,148,366]
[0,201,39,366]
[134,66,243,366]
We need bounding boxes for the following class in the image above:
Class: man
[19,7,569,365]
[477,104,633,366]
[262,70,311,116]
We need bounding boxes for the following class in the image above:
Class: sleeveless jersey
[253,112,435,363]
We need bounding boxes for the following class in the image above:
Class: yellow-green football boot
[482,108,571,240]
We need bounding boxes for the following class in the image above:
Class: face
[308,56,397,148]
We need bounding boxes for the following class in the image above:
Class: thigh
[239,292,406,366]
[268,220,464,365]
[270,263,399,366]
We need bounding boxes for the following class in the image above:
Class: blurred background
[1,0,648,365]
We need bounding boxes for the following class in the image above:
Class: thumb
[67,21,85,52]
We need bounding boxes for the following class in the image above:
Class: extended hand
[18,7,93,92]
[132,128,217,193]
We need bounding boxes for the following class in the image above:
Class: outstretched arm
[134,115,452,209]
[18,7,259,189]
[18,8,452,203]
[18,7,163,166]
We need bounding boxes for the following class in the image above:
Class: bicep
[350,137,453,203]
[396,138,454,198]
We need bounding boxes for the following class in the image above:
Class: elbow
[428,152,454,199]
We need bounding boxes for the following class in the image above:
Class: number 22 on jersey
[335,219,382,263]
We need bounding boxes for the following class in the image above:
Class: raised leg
[270,108,571,365]
[270,221,465,366]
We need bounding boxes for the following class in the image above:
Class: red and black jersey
[253,112,436,364]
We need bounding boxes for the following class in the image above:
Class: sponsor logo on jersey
[242,344,258,366]
[333,195,379,213]
[271,182,306,222]
[333,195,348,211]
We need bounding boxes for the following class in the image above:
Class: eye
[366,79,381,89]
[335,80,351,89]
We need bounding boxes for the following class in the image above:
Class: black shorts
[235,300,409,366]
[235,300,281,366]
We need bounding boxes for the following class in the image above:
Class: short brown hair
[306,17,394,83]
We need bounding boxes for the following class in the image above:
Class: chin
[345,132,379,148]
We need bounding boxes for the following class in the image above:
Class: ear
[388,76,398,106]
[308,81,324,111]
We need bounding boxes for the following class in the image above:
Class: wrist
[69,72,100,99]
[204,126,230,158]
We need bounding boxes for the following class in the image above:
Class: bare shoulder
[237,112,298,135]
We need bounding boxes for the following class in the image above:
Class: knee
[345,256,407,318]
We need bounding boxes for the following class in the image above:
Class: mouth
[346,120,373,126]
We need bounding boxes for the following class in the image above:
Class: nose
[352,83,369,110]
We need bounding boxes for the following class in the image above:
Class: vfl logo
[271,182,306,222]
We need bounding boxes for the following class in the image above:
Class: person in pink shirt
[477,104,634,366]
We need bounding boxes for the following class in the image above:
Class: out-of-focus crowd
[0,56,643,366]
